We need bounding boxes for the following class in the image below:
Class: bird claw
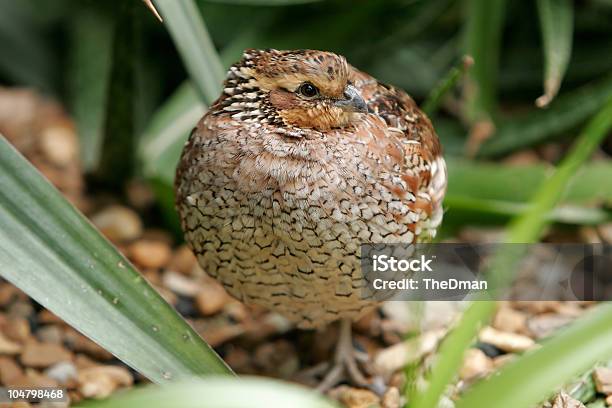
[315,319,375,393]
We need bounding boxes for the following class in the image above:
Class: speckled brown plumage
[175,49,446,329]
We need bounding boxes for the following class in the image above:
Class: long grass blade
[422,56,473,117]
[445,159,612,225]
[152,0,224,104]
[463,0,506,121]
[477,73,612,157]
[0,136,233,383]
[536,0,574,107]
[0,0,57,92]
[67,9,115,171]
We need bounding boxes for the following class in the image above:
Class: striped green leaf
[0,136,233,383]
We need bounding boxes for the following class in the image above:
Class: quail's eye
[297,82,319,98]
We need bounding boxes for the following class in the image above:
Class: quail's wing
[349,67,447,242]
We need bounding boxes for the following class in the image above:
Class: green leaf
[140,82,204,183]
[445,159,612,225]
[0,136,233,382]
[67,8,115,171]
[536,0,574,107]
[153,0,225,104]
[477,73,612,157]
[456,304,612,408]
[444,196,611,226]
[0,0,57,92]
[79,377,339,408]
[422,56,472,117]
[138,82,205,229]
[464,0,507,121]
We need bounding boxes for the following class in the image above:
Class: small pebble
[91,205,143,243]
[162,271,200,297]
[460,348,493,381]
[0,332,22,355]
[527,314,574,339]
[39,126,78,167]
[493,306,527,334]
[493,354,516,368]
[20,340,73,367]
[77,365,133,399]
[374,330,444,375]
[551,391,586,408]
[329,385,380,408]
[11,368,59,388]
[168,245,197,275]
[0,283,23,307]
[195,283,230,316]
[479,326,535,353]
[381,386,401,408]
[593,367,612,394]
[45,361,77,384]
[74,354,98,370]
[36,325,63,344]
[5,317,31,343]
[129,240,172,269]
[7,301,34,319]
[598,223,612,244]
[0,356,24,384]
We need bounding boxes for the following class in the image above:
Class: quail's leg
[316,319,370,393]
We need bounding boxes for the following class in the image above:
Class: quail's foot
[314,319,385,394]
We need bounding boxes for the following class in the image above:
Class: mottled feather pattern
[175,49,446,328]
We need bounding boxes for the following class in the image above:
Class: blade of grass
[411,95,612,408]
[422,55,473,117]
[0,0,57,92]
[445,159,612,225]
[456,304,612,408]
[446,159,612,208]
[79,377,339,408]
[463,0,506,121]
[0,136,233,382]
[139,81,205,181]
[536,0,574,107]
[67,8,115,171]
[444,196,611,225]
[152,0,224,104]
[477,73,612,157]
[137,82,205,231]
[92,2,137,185]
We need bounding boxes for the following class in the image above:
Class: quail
[175,49,446,389]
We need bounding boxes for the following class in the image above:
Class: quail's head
[214,49,368,131]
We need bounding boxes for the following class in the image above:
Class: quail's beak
[334,85,368,113]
